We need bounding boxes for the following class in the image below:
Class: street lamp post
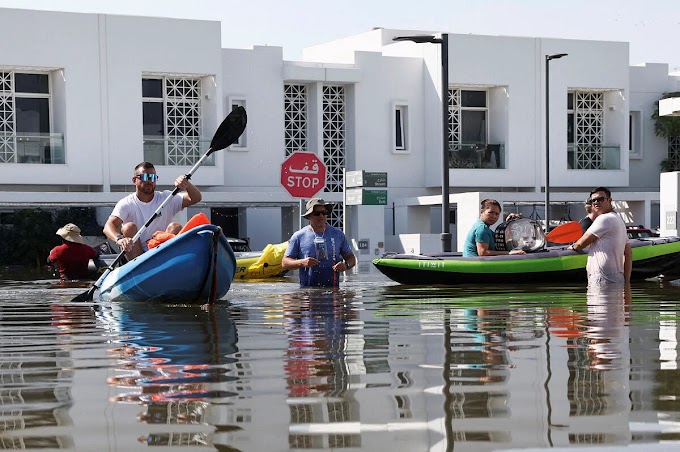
[545,53,567,232]
[394,33,451,252]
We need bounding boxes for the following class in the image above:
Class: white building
[1,8,678,254]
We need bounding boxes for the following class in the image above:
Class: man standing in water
[282,198,356,287]
[568,187,632,285]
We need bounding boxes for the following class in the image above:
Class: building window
[0,71,64,164]
[567,91,605,169]
[142,76,204,166]
[284,84,307,156]
[448,89,489,168]
[393,103,409,153]
[629,110,642,159]
[228,98,247,150]
[449,89,487,146]
[322,85,345,194]
[668,136,680,172]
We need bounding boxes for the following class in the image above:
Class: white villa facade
[0,8,678,254]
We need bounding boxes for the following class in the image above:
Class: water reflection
[376,283,680,450]
[2,276,680,450]
[98,303,239,447]
[282,290,362,449]
[572,285,632,444]
[0,301,95,449]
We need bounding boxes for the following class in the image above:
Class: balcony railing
[449,143,505,169]
[143,137,215,167]
[0,133,65,164]
[567,144,620,170]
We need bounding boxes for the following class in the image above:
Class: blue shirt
[285,225,353,287]
[463,219,495,257]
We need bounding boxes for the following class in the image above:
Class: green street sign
[346,188,387,205]
[346,170,388,188]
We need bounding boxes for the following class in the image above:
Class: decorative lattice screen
[0,72,15,163]
[574,92,604,169]
[448,88,460,148]
[284,84,307,156]
[165,78,201,166]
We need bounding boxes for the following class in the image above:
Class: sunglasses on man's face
[135,173,158,182]
[311,210,329,217]
[590,196,607,204]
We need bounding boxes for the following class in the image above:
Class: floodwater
[2,264,680,451]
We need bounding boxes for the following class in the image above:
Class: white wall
[660,172,680,236]
[352,51,427,192]
[104,14,223,186]
[449,34,540,189]
[246,207,283,249]
[0,9,103,186]
[630,63,678,191]
[0,11,674,251]
[219,46,287,194]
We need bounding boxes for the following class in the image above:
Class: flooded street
[2,265,680,451]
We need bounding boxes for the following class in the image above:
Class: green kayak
[373,237,680,285]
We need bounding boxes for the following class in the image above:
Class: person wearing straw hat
[282,198,356,287]
[47,223,97,280]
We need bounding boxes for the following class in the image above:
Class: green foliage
[660,158,679,173]
[53,207,101,236]
[652,92,680,139]
[5,209,57,268]
[0,207,102,268]
[652,92,680,172]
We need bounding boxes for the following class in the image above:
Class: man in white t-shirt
[568,187,632,285]
[103,162,202,260]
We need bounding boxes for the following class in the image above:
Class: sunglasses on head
[590,196,607,204]
[311,210,329,217]
[135,173,158,182]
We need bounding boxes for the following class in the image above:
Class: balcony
[567,144,620,170]
[0,133,65,164]
[143,137,215,167]
[449,143,505,169]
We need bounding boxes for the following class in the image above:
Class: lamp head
[393,34,441,44]
[547,53,568,61]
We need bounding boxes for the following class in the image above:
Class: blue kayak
[97,224,236,303]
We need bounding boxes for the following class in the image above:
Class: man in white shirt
[568,187,632,285]
[103,162,202,260]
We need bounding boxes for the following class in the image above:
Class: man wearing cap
[282,198,357,287]
[47,223,98,280]
[103,161,201,260]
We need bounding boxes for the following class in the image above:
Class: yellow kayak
[233,242,288,280]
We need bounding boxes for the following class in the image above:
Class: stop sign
[280,152,326,198]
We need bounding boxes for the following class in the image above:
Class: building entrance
[211,207,240,238]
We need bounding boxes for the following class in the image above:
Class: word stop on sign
[286,175,321,188]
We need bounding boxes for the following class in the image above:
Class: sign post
[344,170,388,206]
[344,170,388,259]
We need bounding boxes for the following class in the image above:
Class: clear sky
[1,0,678,71]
